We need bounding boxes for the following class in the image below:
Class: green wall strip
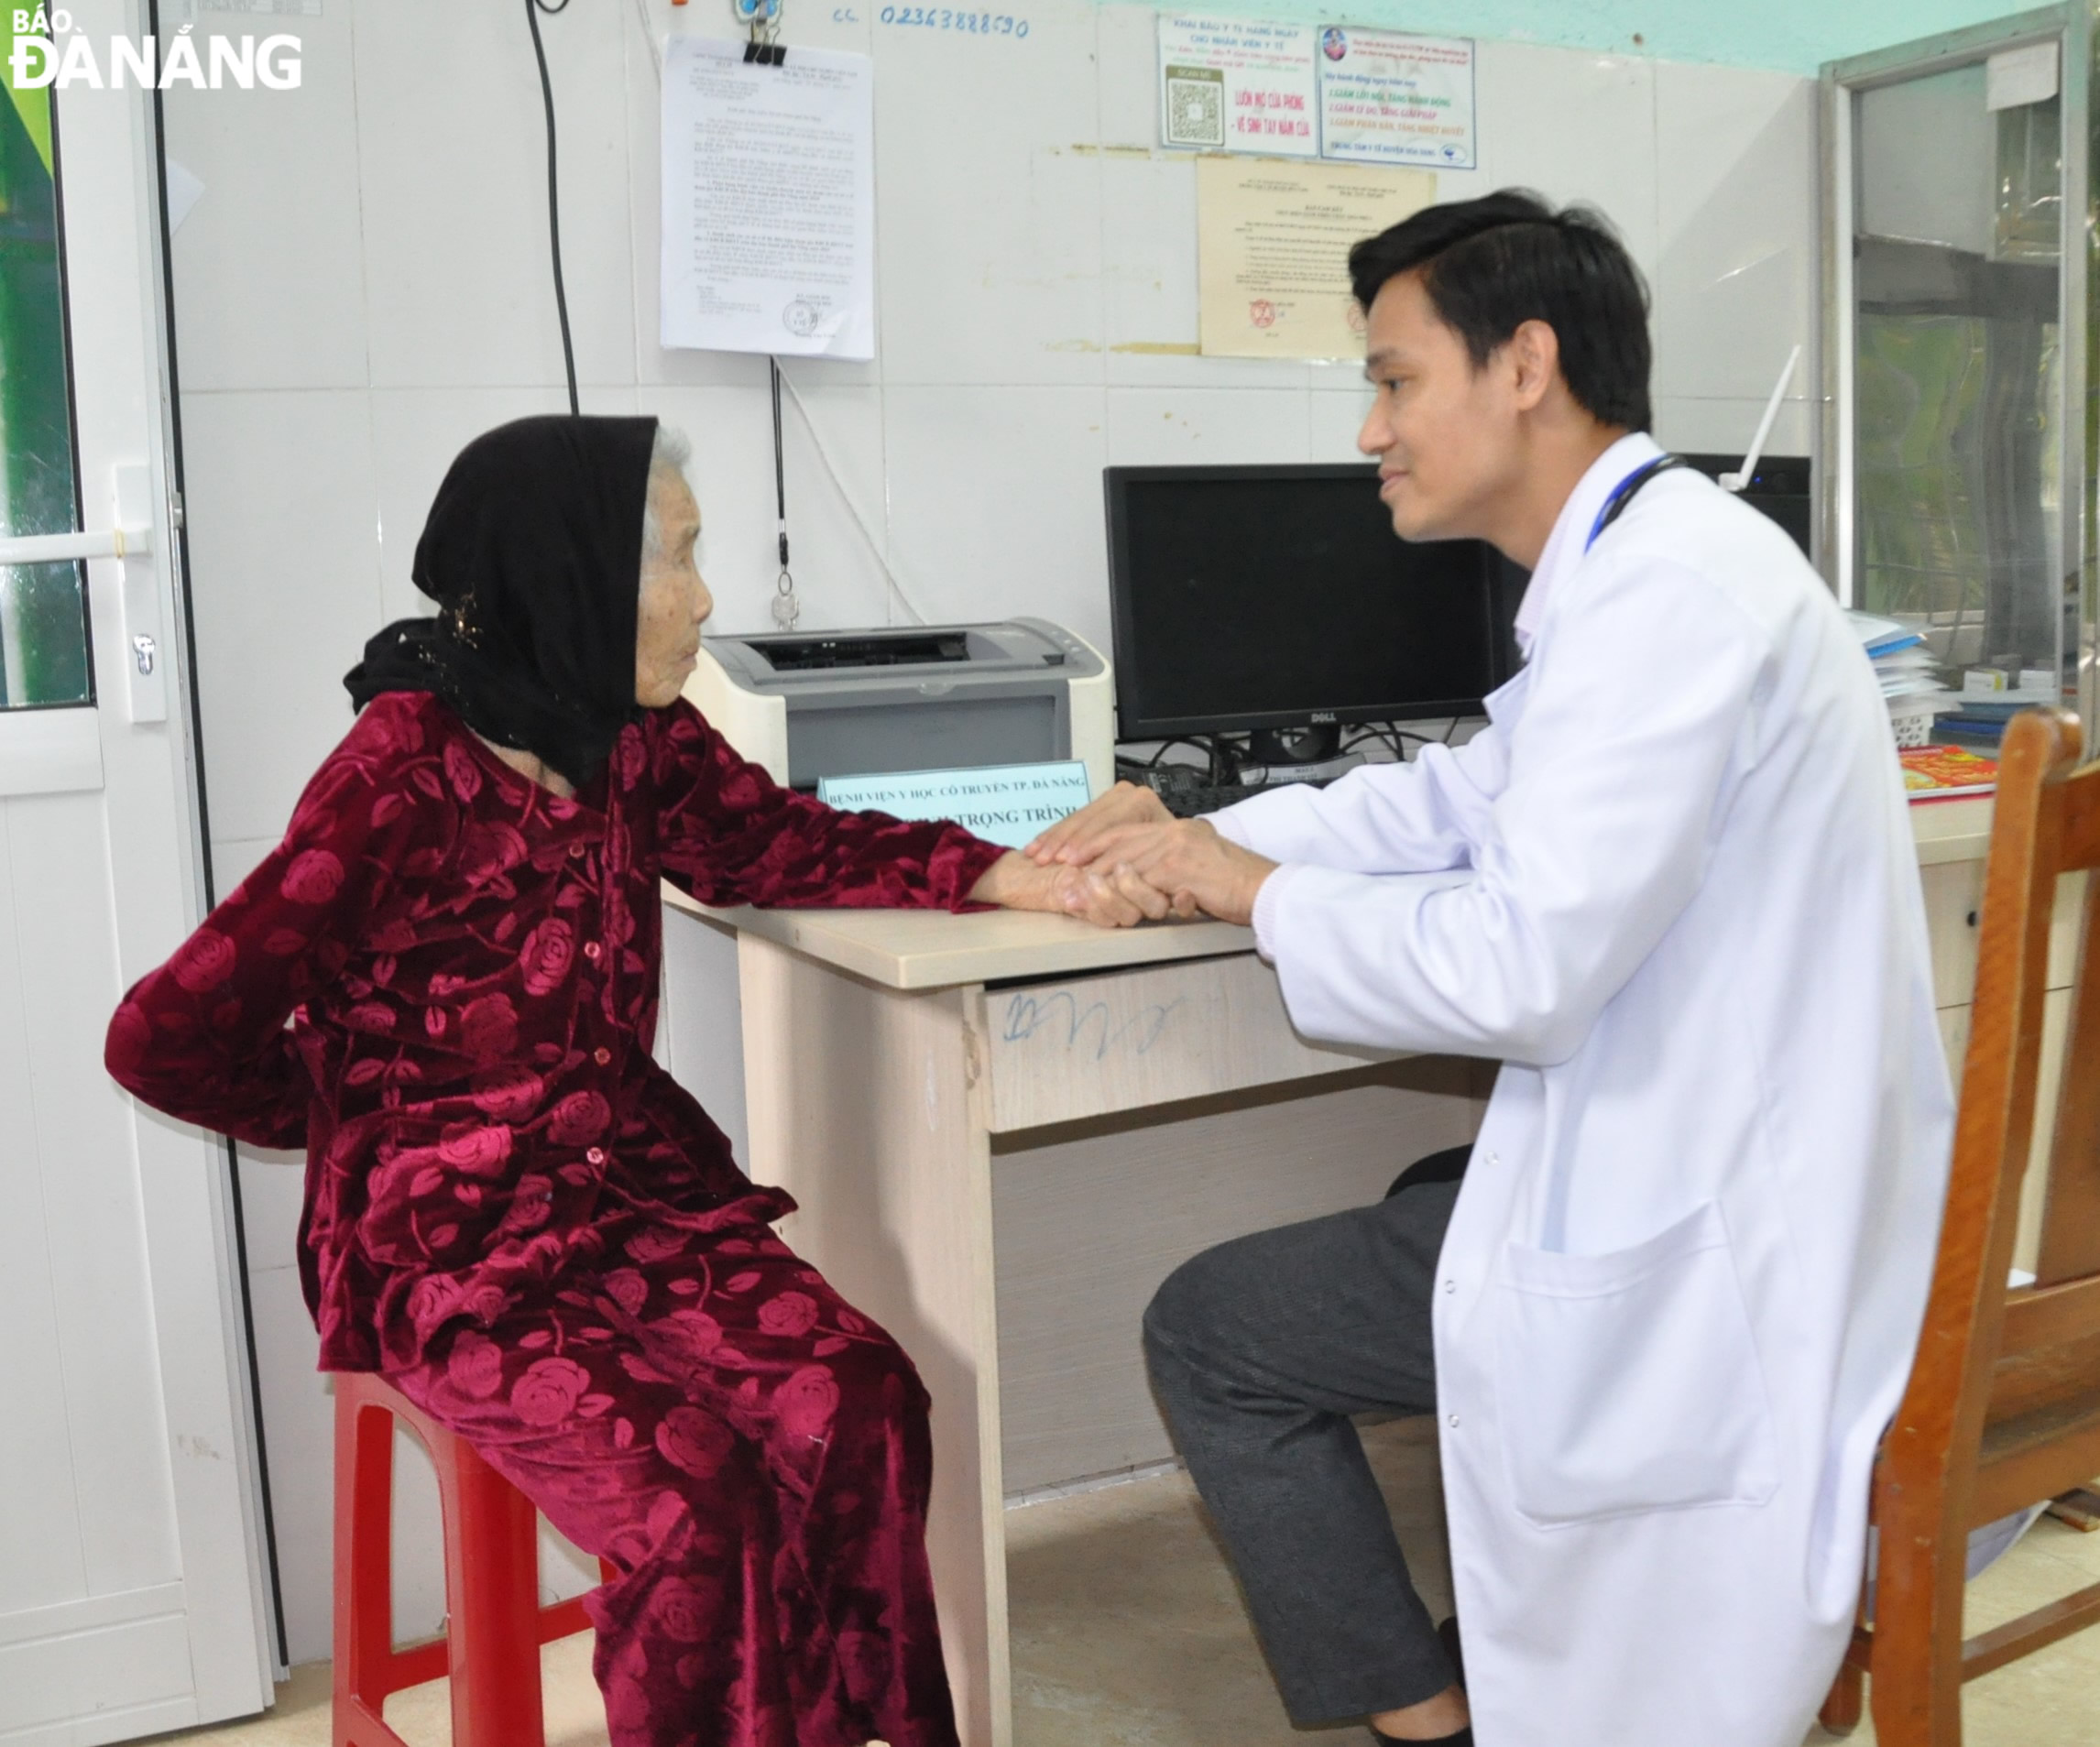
[1126,2,2042,77]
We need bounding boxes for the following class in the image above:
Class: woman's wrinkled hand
[1023,780,1171,866]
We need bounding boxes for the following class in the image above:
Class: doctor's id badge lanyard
[1587,454,1685,551]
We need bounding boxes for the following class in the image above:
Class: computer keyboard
[1132,757,1358,819]
[1156,781,1266,818]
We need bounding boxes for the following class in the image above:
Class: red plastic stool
[332,1370,615,1747]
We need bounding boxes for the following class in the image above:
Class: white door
[0,4,275,1742]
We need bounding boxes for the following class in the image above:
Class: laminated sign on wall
[1160,14,1476,168]
[661,36,876,360]
[1318,27,1475,169]
[1159,15,1319,157]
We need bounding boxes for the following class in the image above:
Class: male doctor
[1032,191,1952,1747]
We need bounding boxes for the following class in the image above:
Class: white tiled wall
[163,0,1816,1665]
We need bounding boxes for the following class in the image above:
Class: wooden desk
[664,796,2055,1747]
[660,893,1489,1746]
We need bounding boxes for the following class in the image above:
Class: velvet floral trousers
[383,1219,957,1747]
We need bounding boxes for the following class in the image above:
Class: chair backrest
[1884,707,2100,1545]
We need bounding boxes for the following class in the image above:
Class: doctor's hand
[968,849,1177,929]
[1023,780,1171,865]
[1066,820,1276,928]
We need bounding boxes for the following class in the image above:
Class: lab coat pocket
[1494,1200,1778,1527]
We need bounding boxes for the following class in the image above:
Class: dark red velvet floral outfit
[106,690,1004,1747]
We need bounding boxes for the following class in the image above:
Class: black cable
[1342,721,1442,761]
[1117,737,1217,770]
[144,4,290,1670]
[770,358,790,571]
[526,0,578,416]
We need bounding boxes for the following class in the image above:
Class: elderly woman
[104,416,1160,1747]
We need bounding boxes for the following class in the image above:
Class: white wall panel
[162,10,368,394]
[182,390,383,844]
[1653,63,1817,406]
[1096,2,1161,147]
[352,0,636,391]
[1308,378,1378,462]
[1105,386,1313,465]
[235,1157,307,1274]
[873,0,1107,388]
[206,835,276,901]
[242,1265,331,1665]
[1475,41,1660,281]
[648,377,900,639]
[1653,394,1814,459]
[883,385,1112,648]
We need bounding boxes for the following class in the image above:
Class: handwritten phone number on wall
[879,6,1031,37]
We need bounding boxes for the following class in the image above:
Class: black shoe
[1365,1621,1470,1746]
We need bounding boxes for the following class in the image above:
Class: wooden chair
[1819,707,2100,1744]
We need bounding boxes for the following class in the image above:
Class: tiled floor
[150,1421,2100,1747]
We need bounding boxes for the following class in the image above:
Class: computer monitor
[1103,464,1521,750]
[1678,453,1811,558]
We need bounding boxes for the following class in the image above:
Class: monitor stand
[1248,725,1340,766]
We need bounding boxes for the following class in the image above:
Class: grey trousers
[1141,1149,1468,1726]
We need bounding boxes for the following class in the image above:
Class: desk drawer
[1921,864,2084,1008]
[979,953,1388,1132]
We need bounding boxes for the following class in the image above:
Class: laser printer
[685,617,1113,799]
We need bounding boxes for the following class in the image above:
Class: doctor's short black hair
[1347,190,1653,432]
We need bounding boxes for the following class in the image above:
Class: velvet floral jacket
[105,692,1004,1372]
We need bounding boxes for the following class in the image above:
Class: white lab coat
[1209,433,1952,1747]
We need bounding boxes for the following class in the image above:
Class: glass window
[0,61,89,710]
[1853,60,2065,687]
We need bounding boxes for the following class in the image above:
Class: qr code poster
[1158,15,1319,159]
[1164,65,1225,147]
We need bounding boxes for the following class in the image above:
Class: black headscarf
[345,414,661,791]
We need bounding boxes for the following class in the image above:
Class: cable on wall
[629,0,664,74]
[769,359,800,629]
[526,0,580,416]
[771,366,934,626]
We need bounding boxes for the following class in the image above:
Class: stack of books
[1930,671,2060,747]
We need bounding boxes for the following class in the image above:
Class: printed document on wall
[1318,27,1475,169]
[661,38,875,360]
[1198,157,1436,359]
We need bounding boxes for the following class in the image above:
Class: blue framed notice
[817,760,1095,849]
